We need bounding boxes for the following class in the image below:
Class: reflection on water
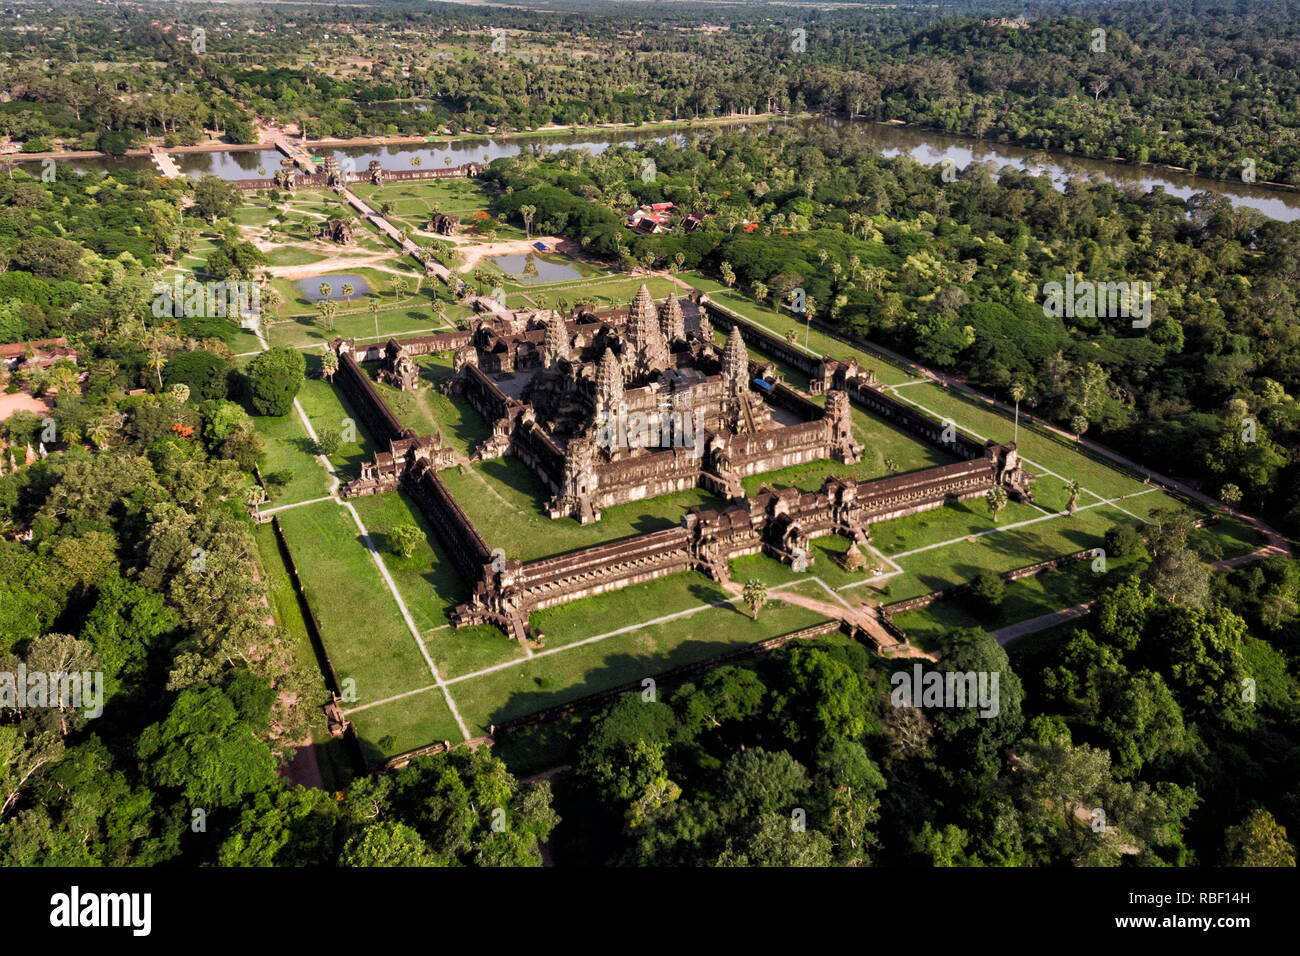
[487,253,584,283]
[824,117,1300,222]
[175,149,287,180]
[294,274,372,302]
[317,128,679,172]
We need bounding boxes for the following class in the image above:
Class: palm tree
[391,277,408,301]
[1066,479,1082,516]
[368,297,380,338]
[316,300,338,332]
[986,486,1008,524]
[318,282,332,300]
[340,282,355,300]
[1010,382,1026,444]
[742,579,768,620]
[147,348,165,391]
[519,204,537,238]
[321,346,339,382]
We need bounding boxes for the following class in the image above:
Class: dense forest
[549,561,1298,866]
[3,1,1300,184]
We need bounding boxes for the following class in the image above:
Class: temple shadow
[483,642,742,731]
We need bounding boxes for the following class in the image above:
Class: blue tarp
[752,377,774,391]
[533,241,549,251]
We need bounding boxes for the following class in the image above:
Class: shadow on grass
[480,640,750,730]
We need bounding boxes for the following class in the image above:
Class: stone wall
[333,343,411,445]
[324,325,1037,646]
[233,161,482,192]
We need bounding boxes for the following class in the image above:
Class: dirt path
[450,236,578,273]
[266,254,419,281]
[281,738,327,790]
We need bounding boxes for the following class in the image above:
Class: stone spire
[697,311,714,345]
[596,347,624,411]
[722,324,749,395]
[625,284,670,376]
[658,296,686,344]
[543,316,570,368]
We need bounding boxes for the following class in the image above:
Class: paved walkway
[150,146,182,179]
[994,602,1097,644]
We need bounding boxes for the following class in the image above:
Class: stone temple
[447,284,863,523]
[327,286,1035,644]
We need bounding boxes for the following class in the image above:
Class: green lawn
[251,523,355,789]
[447,579,833,736]
[889,558,1127,653]
[439,455,726,563]
[349,490,470,634]
[347,689,464,761]
[370,353,492,458]
[275,501,433,705]
[249,406,333,506]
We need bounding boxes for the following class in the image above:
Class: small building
[425,213,459,236]
[0,338,77,372]
[319,218,357,245]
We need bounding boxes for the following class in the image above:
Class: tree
[135,683,277,809]
[340,821,441,867]
[519,204,536,238]
[742,578,767,619]
[1066,479,1082,515]
[315,299,338,332]
[720,261,736,289]
[321,348,339,382]
[389,523,423,558]
[1219,483,1243,506]
[218,786,340,867]
[1008,382,1029,444]
[164,350,233,402]
[191,175,242,224]
[245,347,306,417]
[968,570,1005,614]
[314,428,341,457]
[986,485,1008,523]
[1145,547,1212,608]
[1104,523,1144,559]
[1223,809,1296,867]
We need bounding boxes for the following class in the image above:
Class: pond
[486,253,585,283]
[293,274,372,303]
[175,148,288,180]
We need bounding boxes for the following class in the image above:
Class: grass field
[440,455,726,563]
[275,501,434,706]
[370,354,492,458]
